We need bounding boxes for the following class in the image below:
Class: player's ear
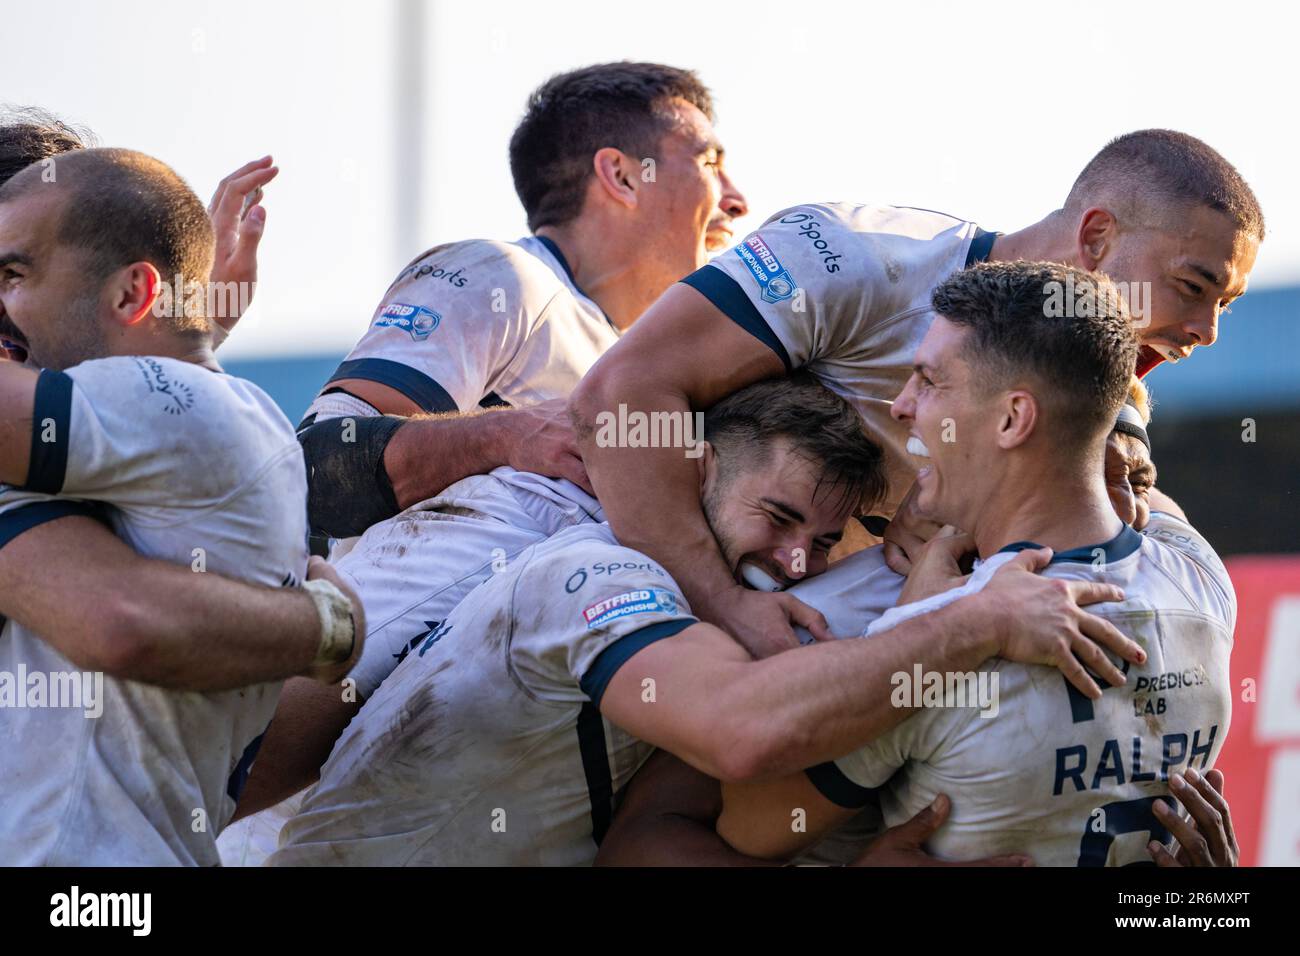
[104,261,163,329]
[696,440,715,493]
[591,147,639,212]
[1076,207,1117,271]
[997,390,1038,450]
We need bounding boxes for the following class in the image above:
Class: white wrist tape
[302,578,356,667]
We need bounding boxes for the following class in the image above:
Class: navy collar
[534,235,615,331]
[964,227,1001,267]
[997,523,1142,565]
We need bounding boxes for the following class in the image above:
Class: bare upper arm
[718,769,857,860]
[575,283,786,415]
[0,360,39,486]
[326,378,420,417]
[598,620,753,779]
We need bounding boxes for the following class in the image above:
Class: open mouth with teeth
[739,562,786,592]
[1137,343,1190,377]
[0,317,28,363]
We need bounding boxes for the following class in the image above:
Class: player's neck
[986,210,1079,267]
[108,326,221,371]
[535,223,667,331]
[970,464,1122,561]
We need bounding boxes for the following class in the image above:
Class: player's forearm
[233,676,359,819]
[383,409,513,510]
[717,595,1003,779]
[103,567,324,690]
[0,516,321,688]
[571,371,738,607]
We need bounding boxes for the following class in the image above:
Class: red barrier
[1217,557,1300,866]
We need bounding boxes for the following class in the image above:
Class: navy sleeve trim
[25,369,74,494]
[681,266,792,372]
[805,760,876,809]
[964,227,1000,267]
[326,358,459,414]
[580,617,697,708]
[0,500,108,551]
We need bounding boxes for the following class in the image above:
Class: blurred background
[4,0,1295,864]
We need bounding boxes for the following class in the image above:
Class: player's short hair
[0,106,91,187]
[0,147,215,336]
[1065,130,1264,240]
[932,260,1138,450]
[509,61,715,231]
[704,372,886,515]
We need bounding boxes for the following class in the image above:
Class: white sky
[3,0,1295,358]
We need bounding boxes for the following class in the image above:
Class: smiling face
[701,437,854,590]
[0,187,107,370]
[638,97,748,275]
[1088,204,1258,375]
[890,316,1001,530]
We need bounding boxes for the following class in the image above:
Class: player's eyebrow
[1184,261,1224,288]
[0,251,32,269]
[761,497,805,524]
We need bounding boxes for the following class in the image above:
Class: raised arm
[0,514,364,691]
[571,283,806,655]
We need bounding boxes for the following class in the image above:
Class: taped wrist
[298,414,405,538]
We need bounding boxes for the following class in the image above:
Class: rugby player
[0,107,277,361]
[296,61,747,540]
[0,148,366,865]
[571,130,1264,656]
[226,62,749,862]
[649,262,1233,867]
[268,375,1143,866]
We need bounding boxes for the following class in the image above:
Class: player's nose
[718,169,748,221]
[891,379,917,423]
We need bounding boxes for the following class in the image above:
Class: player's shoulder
[518,522,683,606]
[762,201,976,238]
[387,237,567,304]
[1137,511,1236,627]
[67,355,276,421]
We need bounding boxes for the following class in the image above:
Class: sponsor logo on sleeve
[583,588,677,629]
[374,303,442,340]
[735,234,798,303]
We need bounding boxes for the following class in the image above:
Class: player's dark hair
[704,372,886,515]
[1066,129,1264,240]
[0,106,91,187]
[932,260,1138,449]
[0,147,216,337]
[509,61,715,231]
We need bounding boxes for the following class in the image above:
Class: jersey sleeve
[316,240,559,414]
[509,541,698,706]
[1141,511,1237,633]
[0,487,107,552]
[680,204,879,371]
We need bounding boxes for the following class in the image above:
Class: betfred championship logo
[735,234,797,304]
[374,302,442,340]
[583,589,677,629]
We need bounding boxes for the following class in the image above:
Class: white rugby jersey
[0,356,308,866]
[218,465,606,866]
[303,235,617,423]
[338,466,605,703]
[807,514,1235,867]
[271,522,695,866]
[687,203,996,516]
